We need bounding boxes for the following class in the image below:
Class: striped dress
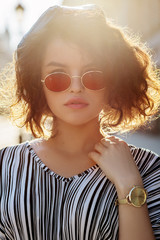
[0,142,160,240]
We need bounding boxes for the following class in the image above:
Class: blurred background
[0,0,160,154]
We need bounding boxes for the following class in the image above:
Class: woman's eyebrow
[46,61,67,67]
[46,61,97,68]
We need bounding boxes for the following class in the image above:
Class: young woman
[0,4,160,240]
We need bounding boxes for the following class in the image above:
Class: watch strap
[115,195,130,206]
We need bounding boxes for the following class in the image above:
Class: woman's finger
[107,136,120,142]
[106,136,129,149]
[94,142,105,153]
[100,138,115,147]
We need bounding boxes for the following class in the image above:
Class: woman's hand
[88,136,143,196]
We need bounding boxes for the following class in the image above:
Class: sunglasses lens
[83,72,105,90]
[45,73,70,92]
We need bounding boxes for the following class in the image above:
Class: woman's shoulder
[129,144,160,182]
[0,141,29,153]
[0,141,30,165]
[0,141,38,185]
[129,144,159,160]
[129,144,159,168]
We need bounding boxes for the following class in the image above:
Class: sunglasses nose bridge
[71,75,81,79]
[69,75,84,91]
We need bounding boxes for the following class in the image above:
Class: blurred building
[0,28,12,69]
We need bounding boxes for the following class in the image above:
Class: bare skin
[31,118,102,178]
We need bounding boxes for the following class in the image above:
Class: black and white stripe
[0,142,160,239]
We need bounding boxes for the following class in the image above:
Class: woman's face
[41,37,106,126]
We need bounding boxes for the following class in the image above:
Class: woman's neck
[49,118,103,155]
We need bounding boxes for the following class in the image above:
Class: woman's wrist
[115,176,143,199]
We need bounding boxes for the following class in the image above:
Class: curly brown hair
[2,4,160,138]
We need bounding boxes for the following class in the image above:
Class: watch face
[129,186,147,207]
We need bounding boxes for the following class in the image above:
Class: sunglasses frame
[41,70,105,92]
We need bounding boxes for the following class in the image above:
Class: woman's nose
[69,75,84,93]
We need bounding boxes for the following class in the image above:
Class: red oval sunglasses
[41,71,105,92]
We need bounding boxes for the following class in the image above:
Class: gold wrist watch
[115,185,147,207]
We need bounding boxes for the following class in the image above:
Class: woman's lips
[64,98,89,109]
[65,103,88,109]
